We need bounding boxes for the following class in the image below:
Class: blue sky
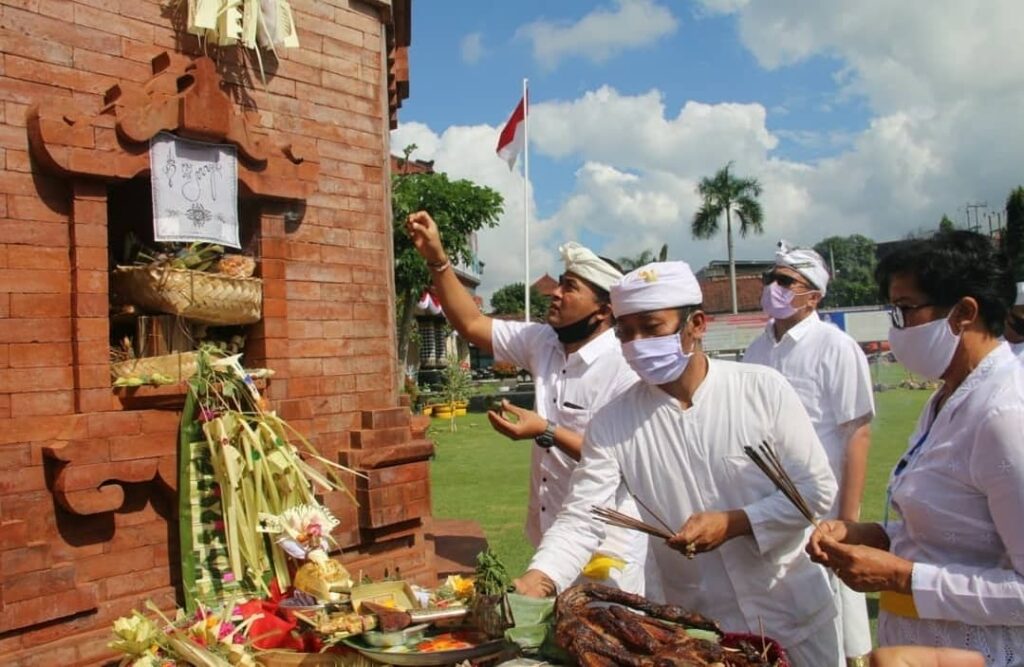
[392,0,1024,302]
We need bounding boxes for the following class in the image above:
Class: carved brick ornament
[27,52,319,199]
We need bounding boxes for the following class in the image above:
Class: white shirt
[1010,340,1024,357]
[743,314,875,513]
[881,343,1024,665]
[491,322,644,557]
[529,359,839,650]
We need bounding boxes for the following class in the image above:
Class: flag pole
[522,78,530,324]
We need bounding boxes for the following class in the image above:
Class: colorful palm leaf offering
[179,348,359,611]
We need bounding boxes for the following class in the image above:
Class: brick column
[70,181,111,414]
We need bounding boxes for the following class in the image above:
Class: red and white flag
[496,94,527,169]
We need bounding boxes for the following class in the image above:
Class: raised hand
[405,211,447,264]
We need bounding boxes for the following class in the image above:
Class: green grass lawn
[429,383,933,642]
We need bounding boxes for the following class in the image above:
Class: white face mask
[622,332,693,385]
[888,316,960,380]
[760,283,798,320]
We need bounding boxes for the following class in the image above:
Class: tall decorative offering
[179,349,357,611]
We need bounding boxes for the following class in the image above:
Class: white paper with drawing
[150,132,240,248]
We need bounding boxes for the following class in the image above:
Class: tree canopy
[618,244,668,271]
[490,282,550,319]
[692,162,764,313]
[391,147,504,372]
[812,234,879,307]
[1004,186,1024,278]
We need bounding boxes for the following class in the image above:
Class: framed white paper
[150,132,240,249]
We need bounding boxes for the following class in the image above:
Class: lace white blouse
[881,343,1024,666]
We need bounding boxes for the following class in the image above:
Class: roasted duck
[554,584,783,667]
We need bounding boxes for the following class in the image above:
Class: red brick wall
[0,1,431,664]
[699,274,764,314]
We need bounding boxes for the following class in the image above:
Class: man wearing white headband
[406,211,645,594]
[1004,281,1024,356]
[744,241,875,666]
[517,261,841,667]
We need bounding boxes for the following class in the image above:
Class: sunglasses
[889,303,935,330]
[761,272,808,289]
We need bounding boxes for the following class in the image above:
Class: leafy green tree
[938,214,956,232]
[812,235,879,307]
[1003,186,1024,277]
[392,147,504,377]
[692,163,764,313]
[490,282,550,319]
[618,243,668,270]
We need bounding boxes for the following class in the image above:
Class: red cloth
[496,93,527,169]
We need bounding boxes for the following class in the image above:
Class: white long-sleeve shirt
[881,343,1024,665]
[491,322,646,583]
[529,359,838,651]
[743,314,875,497]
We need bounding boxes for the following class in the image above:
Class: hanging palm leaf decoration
[174,0,300,83]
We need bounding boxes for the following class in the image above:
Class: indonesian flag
[496,94,527,169]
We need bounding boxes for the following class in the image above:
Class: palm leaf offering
[171,0,300,84]
[179,347,359,611]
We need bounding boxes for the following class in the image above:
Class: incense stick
[590,506,675,541]
[618,474,675,535]
[743,441,819,527]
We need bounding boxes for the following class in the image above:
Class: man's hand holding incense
[668,510,750,558]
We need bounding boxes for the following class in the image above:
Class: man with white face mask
[406,211,646,594]
[1004,281,1024,356]
[516,261,841,667]
[744,241,875,666]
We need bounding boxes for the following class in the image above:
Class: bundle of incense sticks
[743,440,819,527]
[591,506,674,541]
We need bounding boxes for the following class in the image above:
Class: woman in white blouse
[807,230,1024,666]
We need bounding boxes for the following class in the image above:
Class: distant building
[696,260,775,314]
[533,273,558,297]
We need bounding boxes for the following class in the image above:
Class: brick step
[428,519,489,579]
[339,439,434,469]
[350,426,410,449]
[361,406,411,430]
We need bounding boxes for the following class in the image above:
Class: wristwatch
[534,420,557,449]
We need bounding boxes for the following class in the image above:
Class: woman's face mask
[888,314,961,380]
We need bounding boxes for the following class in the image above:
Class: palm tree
[618,244,669,271]
[692,163,764,313]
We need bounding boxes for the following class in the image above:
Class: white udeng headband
[559,241,623,291]
[776,240,829,295]
[610,261,703,317]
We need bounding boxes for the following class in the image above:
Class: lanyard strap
[884,421,933,528]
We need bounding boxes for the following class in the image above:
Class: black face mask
[1008,314,1024,337]
[553,310,602,344]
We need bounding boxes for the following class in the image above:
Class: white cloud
[394,1,1024,301]
[720,0,1024,113]
[459,32,485,65]
[516,0,679,70]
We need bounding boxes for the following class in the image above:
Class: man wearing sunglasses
[743,241,875,667]
[1004,281,1024,356]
